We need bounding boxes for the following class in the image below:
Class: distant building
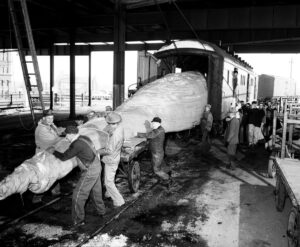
[0,52,12,97]
[258,74,297,98]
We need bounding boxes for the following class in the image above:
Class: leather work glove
[137,132,147,138]
[46,146,55,154]
[98,148,107,156]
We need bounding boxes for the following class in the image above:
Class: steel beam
[50,45,54,109]
[113,1,125,109]
[69,30,76,119]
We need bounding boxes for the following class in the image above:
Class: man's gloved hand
[46,146,55,154]
[137,132,147,138]
[98,148,106,155]
[57,127,66,135]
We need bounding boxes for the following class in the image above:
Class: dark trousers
[227,144,237,165]
[72,158,105,224]
[151,150,170,181]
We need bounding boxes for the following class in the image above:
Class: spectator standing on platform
[248,101,265,146]
[224,110,240,170]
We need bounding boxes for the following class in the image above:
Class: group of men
[34,108,170,227]
[223,100,276,170]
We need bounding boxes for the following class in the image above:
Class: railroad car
[154,40,258,122]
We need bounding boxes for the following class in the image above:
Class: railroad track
[0,177,164,246]
[75,180,162,247]
[0,192,71,233]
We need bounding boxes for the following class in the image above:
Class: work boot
[32,194,43,204]
[51,183,61,196]
[230,161,236,170]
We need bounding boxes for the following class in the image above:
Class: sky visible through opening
[9,51,300,98]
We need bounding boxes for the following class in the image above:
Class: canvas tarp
[0,128,109,200]
[116,71,208,140]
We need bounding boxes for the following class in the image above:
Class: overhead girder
[1,4,300,53]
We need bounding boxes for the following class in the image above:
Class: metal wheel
[128,160,140,193]
[268,158,276,178]
[274,175,286,212]
[287,207,300,247]
[268,151,277,178]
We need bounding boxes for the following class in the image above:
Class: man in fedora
[33,109,65,203]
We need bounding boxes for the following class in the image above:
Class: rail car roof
[154,40,253,70]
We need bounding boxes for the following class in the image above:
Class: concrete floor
[0,137,292,247]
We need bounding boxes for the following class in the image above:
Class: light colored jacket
[35,120,61,152]
[102,125,124,165]
[224,117,240,145]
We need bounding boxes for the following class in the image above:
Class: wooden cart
[117,137,148,193]
[274,158,300,247]
[268,103,300,178]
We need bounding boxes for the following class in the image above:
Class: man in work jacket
[100,112,125,208]
[33,109,65,202]
[200,104,213,144]
[138,117,170,182]
[50,125,105,227]
[224,110,240,170]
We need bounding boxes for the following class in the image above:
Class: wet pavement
[0,137,292,247]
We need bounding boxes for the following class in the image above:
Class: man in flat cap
[99,112,125,208]
[138,117,171,184]
[50,125,105,227]
[33,109,65,202]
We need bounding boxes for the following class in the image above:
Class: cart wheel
[274,176,286,212]
[267,158,276,178]
[128,160,140,193]
[287,207,300,247]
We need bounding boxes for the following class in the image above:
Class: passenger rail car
[154,40,258,122]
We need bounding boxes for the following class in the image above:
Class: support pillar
[49,45,54,110]
[69,30,76,119]
[88,45,92,107]
[113,0,125,109]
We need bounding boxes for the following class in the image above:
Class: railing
[0,93,25,109]
[0,93,111,110]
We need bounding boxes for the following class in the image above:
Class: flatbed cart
[274,157,300,247]
[117,137,148,193]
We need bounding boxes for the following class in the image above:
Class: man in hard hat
[33,109,65,203]
[200,104,213,144]
[50,125,105,227]
[99,112,125,208]
[138,117,171,183]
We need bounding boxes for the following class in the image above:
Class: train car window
[227,70,229,85]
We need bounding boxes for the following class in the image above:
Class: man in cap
[99,112,125,207]
[33,109,65,202]
[138,117,171,183]
[224,109,240,170]
[200,104,213,144]
[49,125,105,227]
[86,110,97,122]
